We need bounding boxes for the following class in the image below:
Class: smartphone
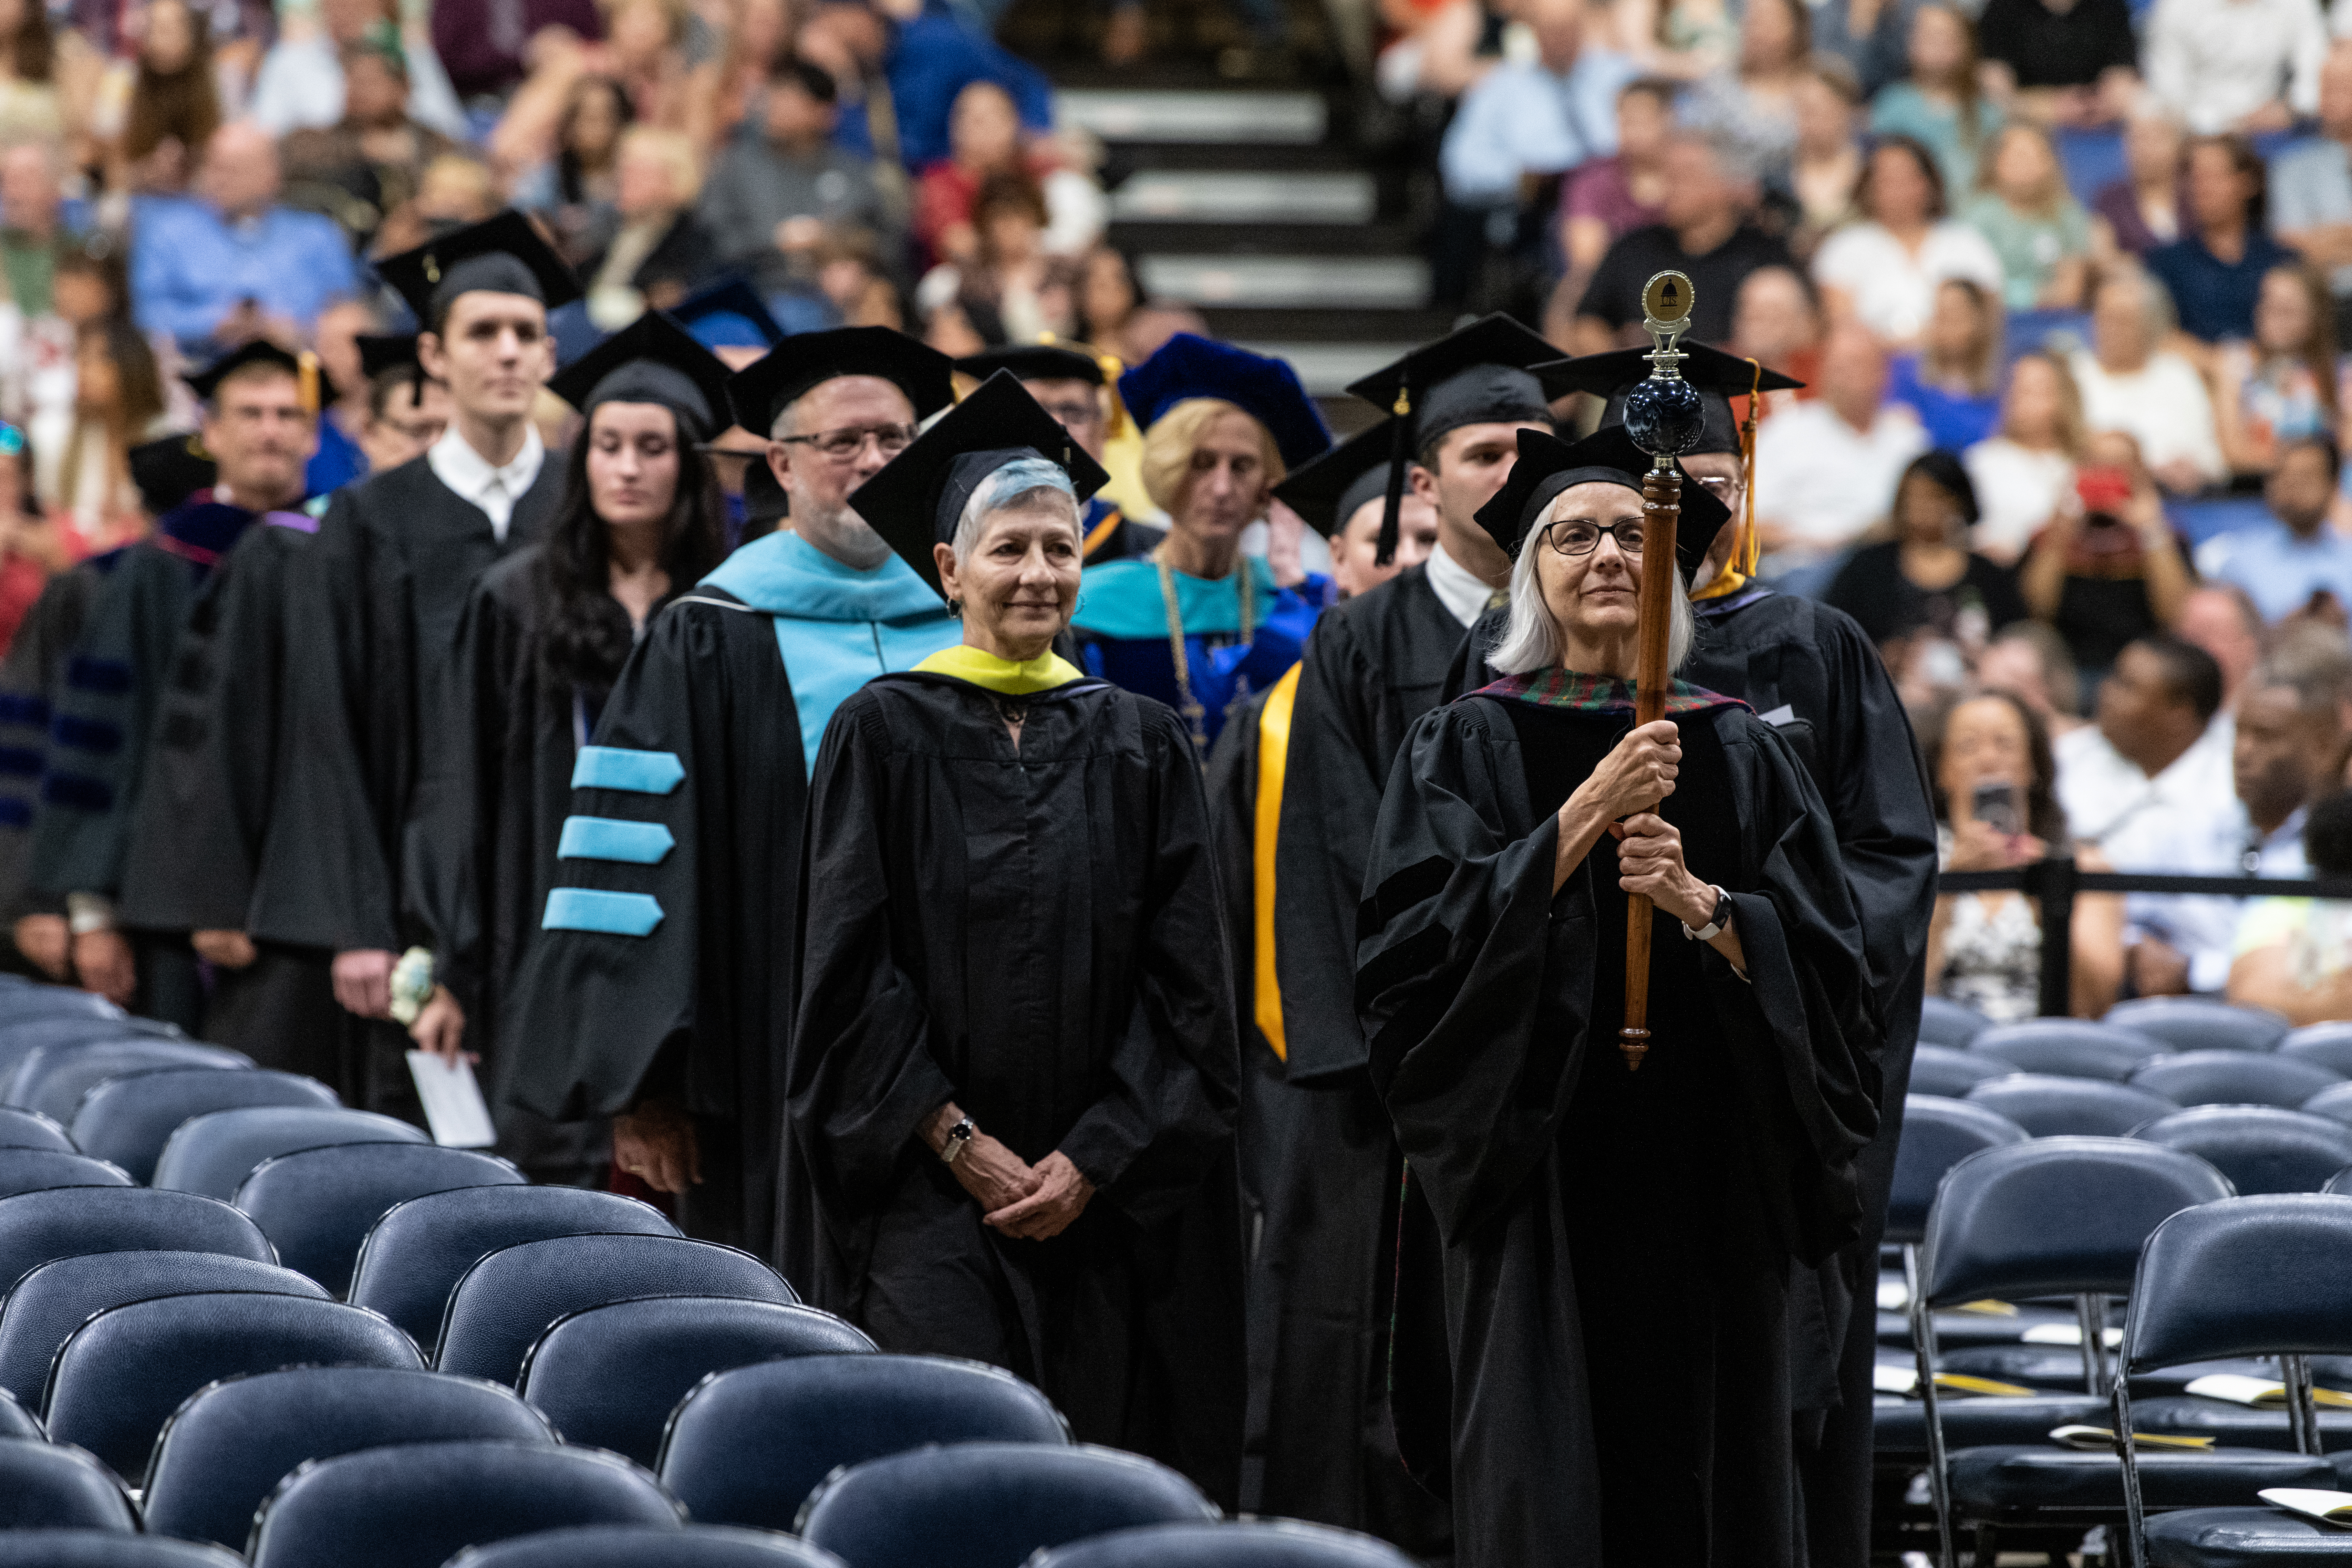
[2076,466,2133,515]
[1971,780,2023,836]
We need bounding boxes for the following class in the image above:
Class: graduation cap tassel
[1740,357,1764,580]
[1098,351,1130,441]
[1375,385,1410,568]
[297,351,321,418]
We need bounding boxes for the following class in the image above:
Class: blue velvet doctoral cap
[1116,334,1331,470]
[671,277,786,352]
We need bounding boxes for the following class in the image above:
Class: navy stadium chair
[0,1013,174,1083]
[1910,1045,2008,1100]
[152,1107,429,1199]
[0,1536,244,1568]
[0,1440,138,1531]
[1030,1522,1423,1568]
[1885,1096,2030,1244]
[72,1068,339,1184]
[797,1444,1218,1568]
[43,1292,423,1478]
[2105,998,2290,1054]
[0,1385,40,1439]
[2303,1081,2352,1126]
[435,1235,794,1386]
[247,1440,683,1568]
[143,1366,556,1550]
[1963,1075,2181,1138]
[1921,997,1994,1048]
[0,1251,325,1406]
[659,1354,1069,1531]
[2330,1167,2352,1196]
[6,1040,249,1124]
[2281,1022,2352,1078]
[2134,1106,2352,1195]
[0,1187,273,1293]
[2130,1050,2344,1110]
[0,987,124,1024]
[234,1143,523,1296]
[0,1150,127,1197]
[1970,1020,2166,1081]
[517,1296,873,1465]
[348,1187,681,1356]
[448,1526,846,1568]
[0,1107,72,1152]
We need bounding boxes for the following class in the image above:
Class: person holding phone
[2019,427,2193,680]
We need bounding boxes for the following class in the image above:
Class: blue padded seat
[2304,1082,2352,1126]
[2283,1023,2352,1078]
[516,1296,873,1464]
[152,1107,429,1199]
[1922,997,1994,1048]
[797,1443,1219,1568]
[1910,1045,2008,1099]
[0,1250,326,1405]
[0,1385,41,1438]
[2131,1050,2345,1111]
[1029,1522,1428,1567]
[0,1439,137,1530]
[43,1292,423,1478]
[2331,1167,2352,1196]
[448,1526,846,1568]
[349,1187,681,1356]
[2134,1107,2352,1195]
[1946,1446,2332,1511]
[143,1366,556,1550]
[2129,1395,2352,1451]
[0,1014,174,1084]
[2106,998,2291,1054]
[0,1533,245,1567]
[1872,1394,2109,1457]
[1969,1020,2165,1081]
[72,1068,339,1184]
[2143,1507,2352,1566]
[436,1235,794,1386]
[0,1108,72,1152]
[659,1354,1070,1531]
[7,1041,249,1124]
[1885,1096,2029,1243]
[0,1187,273,1293]
[0,1150,127,1197]
[1963,1075,2181,1138]
[247,1440,683,1568]
[235,1143,524,1296]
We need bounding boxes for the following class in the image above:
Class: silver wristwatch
[939,1117,977,1166]
[1682,886,1732,943]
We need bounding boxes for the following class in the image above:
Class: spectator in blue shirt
[885,0,1053,171]
[2199,436,2352,620]
[2147,133,2300,342]
[130,122,359,358]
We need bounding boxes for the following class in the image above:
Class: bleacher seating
[0,1188,272,1294]
[0,1151,126,1198]
[233,1143,524,1295]
[2281,1023,2352,1077]
[0,1252,325,1406]
[1963,1075,2180,1138]
[1969,1021,2167,1082]
[151,1107,429,1199]
[2129,1050,2345,1111]
[7,1043,249,1126]
[71,1069,340,1184]
[2105,998,2292,1054]
[1910,1045,2007,1099]
[1920,997,1993,1049]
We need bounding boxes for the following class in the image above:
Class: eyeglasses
[1544,519,1645,557]
[1039,402,1102,427]
[779,423,918,461]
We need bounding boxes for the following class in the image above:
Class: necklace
[1152,547,1254,752]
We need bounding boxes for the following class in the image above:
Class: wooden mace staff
[1618,270,1704,1073]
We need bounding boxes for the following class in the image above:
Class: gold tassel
[1740,356,1764,578]
[297,350,321,418]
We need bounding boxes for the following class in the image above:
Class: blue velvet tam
[671,277,785,352]
[1115,334,1332,470]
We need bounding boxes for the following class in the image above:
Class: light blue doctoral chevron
[571,746,685,794]
[557,816,676,865]
[542,889,665,936]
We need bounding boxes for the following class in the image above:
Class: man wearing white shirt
[1753,323,1928,582]
[2056,634,2232,845]
[2145,0,2328,135]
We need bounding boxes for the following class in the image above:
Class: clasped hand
[1611,813,1715,930]
[942,1125,1094,1241]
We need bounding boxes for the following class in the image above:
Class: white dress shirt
[2146,0,2328,133]
[1752,400,1930,565]
[428,423,545,544]
[1424,540,1497,629]
[2067,350,2226,487]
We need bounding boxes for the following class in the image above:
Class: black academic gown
[1357,690,1881,1568]
[786,671,1244,1507]
[0,560,109,950]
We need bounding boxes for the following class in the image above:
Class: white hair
[1485,486,1694,677]
[950,457,1079,566]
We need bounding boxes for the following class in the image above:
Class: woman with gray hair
[1356,425,1881,1568]
[786,372,1245,1503]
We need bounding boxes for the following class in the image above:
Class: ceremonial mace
[1615,270,1705,1073]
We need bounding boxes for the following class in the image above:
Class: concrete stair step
[1107,218,1420,255]
[1108,169,1374,224]
[1236,340,1423,398]
[1189,305,1464,342]
[1141,252,1428,310]
[1057,88,1327,144]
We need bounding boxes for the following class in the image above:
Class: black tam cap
[1473,426,1731,577]
[355,334,420,381]
[183,340,316,404]
[549,310,733,438]
[672,277,786,351]
[849,369,1109,603]
[127,434,215,516]
[1540,342,1805,455]
[725,326,956,437]
[375,209,583,331]
[1272,417,1403,536]
[954,341,1107,386]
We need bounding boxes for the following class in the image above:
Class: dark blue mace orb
[1622,375,1704,458]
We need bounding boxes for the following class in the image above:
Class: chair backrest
[248,1440,683,1568]
[44,1292,424,1479]
[2281,1022,2352,1077]
[1968,1020,2162,1081]
[152,1108,430,1199]
[0,1385,40,1439]
[72,1068,340,1184]
[0,1107,72,1153]
[235,1143,524,1296]
[143,1366,557,1550]
[2132,1106,2352,1195]
[6,1041,250,1124]
[2126,1193,2352,1371]
[1029,1522,1424,1568]
[517,1296,874,1465]
[447,1526,848,1568]
[1961,1075,2181,1138]
[0,1012,169,1084]
[0,1534,244,1567]
[2328,1165,2352,1196]
[0,1187,274,1294]
[436,1235,795,1386]
[2305,1082,2352,1126]
[2129,1049,2344,1110]
[797,1444,1219,1568]
[1920,997,1993,1049]
[0,1150,128,1198]
[1920,1136,2235,1306]
[1908,1045,2007,1100]
[1884,1096,2030,1244]
[2104,997,2290,1053]
[349,1187,682,1356]
[0,1438,137,1531]
[0,1250,325,1407]
[658,1354,1071,1531]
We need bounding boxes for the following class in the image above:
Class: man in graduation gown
[505,326,962,1256]
[29,344,317,1029]
[954,341,1161,564]
[1256,315,1568,1546]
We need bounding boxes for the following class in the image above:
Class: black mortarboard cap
[183,339,325,405]
[1116,334,1331,472]
[1540,342,1805,455]
[742,455,788,527]
[549,311,733,437]
[1272,417,1404,536]
[954,341,1105,386]
[725,326,956,436]
[374,209,583,330]
[672,276,785,351]
[1473,426,1730,578]
[849,370,1109,603]
[127,434,214,516]
[355,334,420,380]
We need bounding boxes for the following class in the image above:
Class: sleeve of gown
[403,574,502,1012]
[26,554,165,902]
[1817,610,1939,1016]
[1055,702,1239,1229]
[0,573,80,922]
[1437,603,1507,703]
